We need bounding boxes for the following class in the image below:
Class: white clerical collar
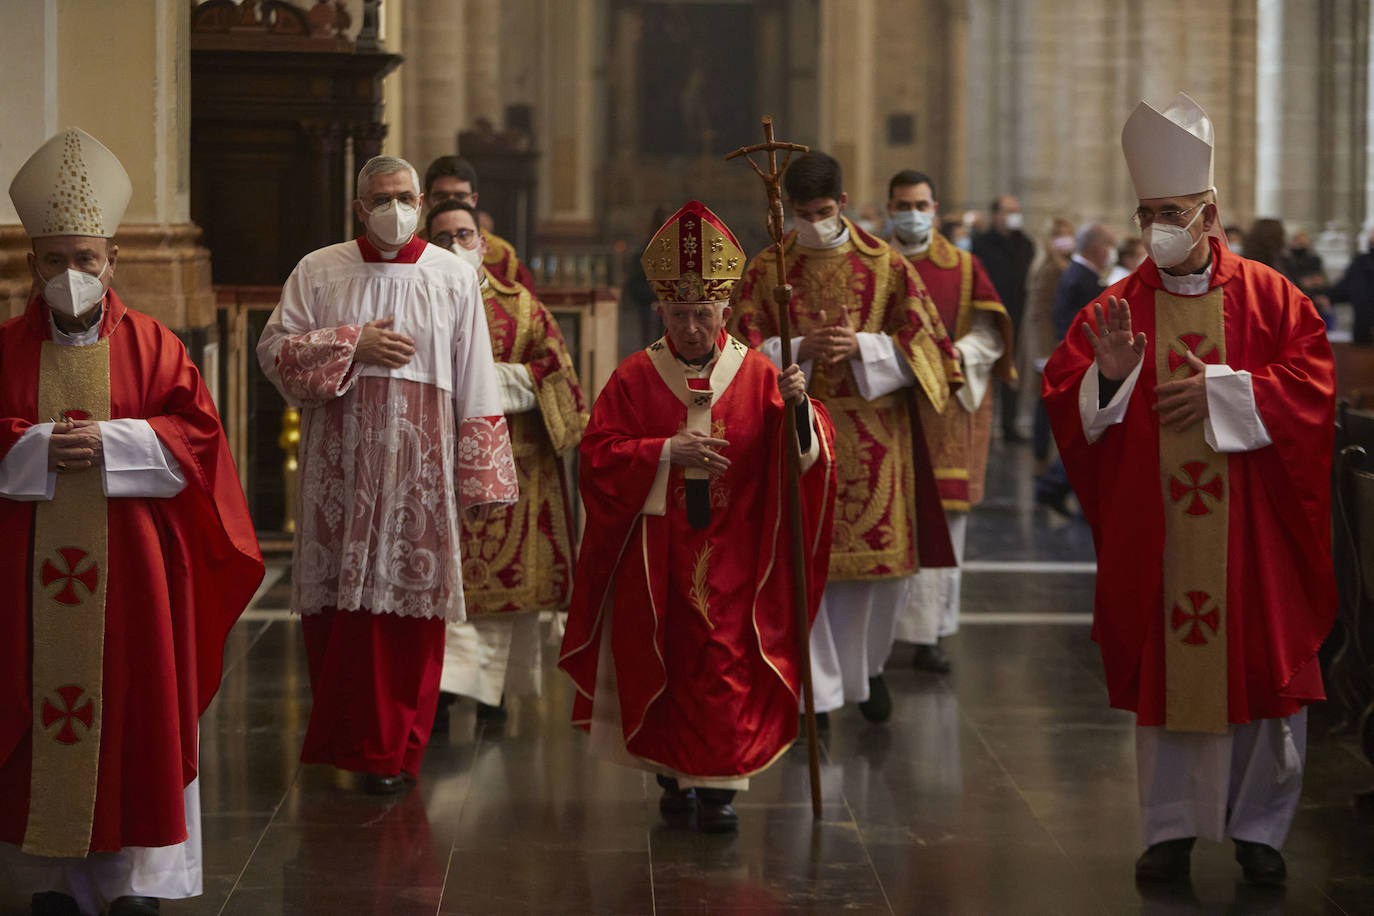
[479,272,490,292]
[675,346,718,377]
[1071,253,1097,272]
[377,247,400,261]
[895,234,931,257]
[1158,256,1213,296]
[49,308,103,347]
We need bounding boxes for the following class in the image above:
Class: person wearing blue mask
[885,171,1015,674]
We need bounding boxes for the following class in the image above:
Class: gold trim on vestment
[25,339,111,856]
[1155,287,1229,734]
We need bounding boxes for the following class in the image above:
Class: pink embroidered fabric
[276,360,517,622]
[275,325,362,405]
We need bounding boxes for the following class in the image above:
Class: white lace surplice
[258,240,518,622]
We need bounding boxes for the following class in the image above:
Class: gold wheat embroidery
[690,543,714,630]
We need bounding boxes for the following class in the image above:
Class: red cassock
[559,336,837,778]
[0,292,263,851]
[1042,238,1336,725]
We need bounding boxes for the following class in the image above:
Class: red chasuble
[907,230,1015,508]
[483,230,536,292]
[559,334,837,779]
[0,292,263,851]
[1043,238,1336,726]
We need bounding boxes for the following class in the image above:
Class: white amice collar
[48,308,103,347]
[1158,256,1213,296]
[895,235,931,257]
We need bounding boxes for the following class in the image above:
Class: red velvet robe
[0,292,263,851]
[559,334,836,778]
[1043,238,1336,725]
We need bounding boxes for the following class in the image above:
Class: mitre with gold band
[8,127,132,239]
[641,200,746,304]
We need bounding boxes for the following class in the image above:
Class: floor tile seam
[215,758,301,916]
[217,619,275,681]
[646,820,657,916]
[839,791,896,916]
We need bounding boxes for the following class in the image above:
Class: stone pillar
[0,0,214,340]
[466,0,503,125]
[400,0,466,176]
[818,0,877,205]
[1256,0,1322,224]
[539,0,598,225]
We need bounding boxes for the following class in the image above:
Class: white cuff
[851,332,915,401]
[495,362,538,414]
[799,399,823,473]
[0,423,56,501]
[642,440,671,516]
[760,336,813,386]
[100,419,187,498]
[953,314,1005,412]
[1202,365,1273,452]
[1080,358,1143,444]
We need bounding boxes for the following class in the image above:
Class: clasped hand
[670,429,730,477]
[49,419,102,473]
[355,317,415,368]
[1080,296,1209,432]
[796,310,858,365]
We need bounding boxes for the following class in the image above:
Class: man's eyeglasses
[430,190,473,204]
[431,228,479,248]
[1131,201,1205,229]
[365,193,419,209]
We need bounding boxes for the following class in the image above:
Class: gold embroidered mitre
[642,200,745,304]
[8,128,132,238]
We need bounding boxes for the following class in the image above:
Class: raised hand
[1081,296,1146,381]
[355,317,415,368]
[670,428,730,477]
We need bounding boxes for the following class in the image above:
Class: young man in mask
[884,170,1014,674]
[973,195,1035,441]
[0,128,263,916]
[731,151,963,726]
[1044,92,1336,886]
[257,157,518,795]
[422,200,587,729]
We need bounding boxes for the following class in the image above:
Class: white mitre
[8,128,131,238]
[1121,92,1215,200]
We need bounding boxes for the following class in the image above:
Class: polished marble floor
[7,440,1374,915]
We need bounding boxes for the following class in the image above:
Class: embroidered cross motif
[1169,461,1224,516]
[1171,591,1220,646]
[692,393,712,407]
[1167,333,1221,376]
[40,547,99,606]
[41,685,94,745]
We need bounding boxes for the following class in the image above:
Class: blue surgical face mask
[891,209,934,245]
[954,236,973,252]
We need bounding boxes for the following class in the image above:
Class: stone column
[1256,0,1322,225]
[400,0,466,176]
[0,0,214,341]
[465,0,503,125]
[539,0,598,225]
[817,0,877,205]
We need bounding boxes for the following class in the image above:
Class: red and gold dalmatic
[731,217,964,579]
[906,230,1015,510]
[1043,238,1336,729]
[483,230,536,292]
[460,274,587,615]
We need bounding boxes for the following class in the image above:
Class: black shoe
[1234,839,1286,885]
[697,788,738,833]
[798,711,830,736]
[30,892,80,916]
[656,774,696,814]
[108,897,161,916]
[476,696,508,722]
[432,690,458,734]
[1135,837,1194,882]
[362,773,407,796]
[912,643,952,674]
[858,675,892,723]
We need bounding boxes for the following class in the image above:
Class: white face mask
[794,213,843,248]
[891,209,934,246]
[365,199,419,247]
[1003,212,1024,232]
[1146,205,1205,269]
[451,241,485,274]
[43,264,108,318]
[1051,235,1075,254]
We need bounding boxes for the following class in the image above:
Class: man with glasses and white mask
[0,128,262,916]
[1044,92,1336,886]
[423,199,587,730]
[258,156,518,796]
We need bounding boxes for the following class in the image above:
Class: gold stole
[24,339,111,855]
[1153,288,1229,734]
